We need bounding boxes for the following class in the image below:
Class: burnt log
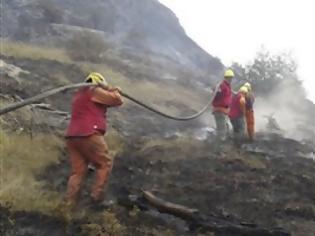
[142,190,198,220]
[142,190,290,236]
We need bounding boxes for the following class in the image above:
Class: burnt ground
[1,57,315,236]
[107,134,315,235]
[2,132,314,236]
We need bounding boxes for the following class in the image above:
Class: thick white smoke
[254,79,315,141]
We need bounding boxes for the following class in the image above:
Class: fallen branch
[0,83,94,115]
[142,190,198,220]
[0,93,11,100]
[45,110,69,116]
[141,190,290,236]
[31,103,52,110]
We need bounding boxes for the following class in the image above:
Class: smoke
[198,79,315,142]
[254,79,315,141]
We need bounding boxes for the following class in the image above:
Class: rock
[0,59,30,83]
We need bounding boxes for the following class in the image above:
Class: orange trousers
[246,110,255,140]
[65,133,113,204]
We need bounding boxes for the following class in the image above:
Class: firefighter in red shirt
[65,72,123,206]
[212,69,234,141]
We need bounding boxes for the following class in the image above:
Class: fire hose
[0,83,213,120]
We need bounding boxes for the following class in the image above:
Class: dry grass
[1,40,208,116]
[82,63,208,115]
[1,40,71,63]
[0,98,38,142]
[0,129,63,214]
[136,227,176,236]
[139,135,207,161]
[141,136,200,151]
[80,211,127,236]
[125,79,208,115]
[223,151,267,170]
[66,31,108,62]
[105,128,126,158]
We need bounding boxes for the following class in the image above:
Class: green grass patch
[1,40,71,63]
[223,151,267,170]
[0,129,63,214]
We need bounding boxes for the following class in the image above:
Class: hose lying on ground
[0,83,212,120]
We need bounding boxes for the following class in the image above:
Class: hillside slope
[2,0,223,79]
[1,1,315,236]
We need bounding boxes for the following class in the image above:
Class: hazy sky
[159,0,315,102]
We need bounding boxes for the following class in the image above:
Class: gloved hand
[114,86,122,93]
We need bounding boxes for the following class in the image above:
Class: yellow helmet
[85,72,107,85]
[239,86,248,94]
[244,82,252,91]
[224,69,234,79]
